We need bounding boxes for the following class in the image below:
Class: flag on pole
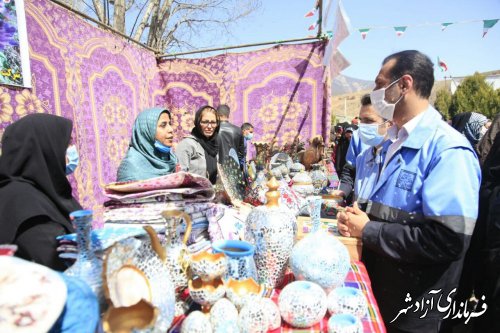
[394,26,407,37]
[359,28,370,39]
[483,19,499,37]
[437,57,448,72]
[441,22,453,31]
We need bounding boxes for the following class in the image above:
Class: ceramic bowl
[181,310,212,333]
[102,299,158,332]
[327,313,363,333]
[190,251,228,282]
[278,281,327,328]
[210,298,239,331]
[188,277,226,311]
[327,287,367,318]
[225,277,264,310]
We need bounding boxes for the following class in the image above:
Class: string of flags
[354,19,499,39]
[303,3,498,39]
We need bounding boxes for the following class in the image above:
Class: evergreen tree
[450,72,500,118]
[434,88,452,120]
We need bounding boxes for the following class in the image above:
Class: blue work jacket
[358,106,481,332]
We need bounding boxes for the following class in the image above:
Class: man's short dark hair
[360,94,371,106]
[382,50,434,99]
[217,104,230,117]
[241,122,254,131]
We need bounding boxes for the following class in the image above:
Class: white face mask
[359,123,386,147]
[370,78,403,120]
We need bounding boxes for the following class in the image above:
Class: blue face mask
[154,140,171,154]
[65,145,79,175]
[244,133,253,140]
[358,123,385,147]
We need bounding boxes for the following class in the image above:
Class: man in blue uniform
[337,50,481,332]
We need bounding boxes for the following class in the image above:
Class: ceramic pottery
[327,313,363,333]
[290,197,350,293]
[212,240,258,281]
[213,320,240,333]
[190,251,227,282]
[327,287,368,318]
[209,298,239,331]
[291,171,315,198]
[261,297,281,330]
[103,227,176,333]
[65,210,102,300]
[181,311,212,333]
[244,170,268,206]
[225,277,265,310]
[103,299,158,333]
[188,277,225,311]
[245,177,297,288]
[238,302,269,333]
[310,163,328,194]
[161,210,192,292]
[278,281,327,328]
[289,159,305,178]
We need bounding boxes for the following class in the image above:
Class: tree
[67,0,260,52]
[449,72,500,119]
[434,88,452,120]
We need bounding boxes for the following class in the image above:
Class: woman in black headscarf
[0,114,82,270]
[176,106,220,184]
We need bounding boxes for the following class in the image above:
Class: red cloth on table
[169,261,386,333]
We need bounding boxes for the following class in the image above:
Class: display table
[168,261,386,333]
[296,216,363,261]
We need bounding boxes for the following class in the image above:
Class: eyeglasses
[200,121,218,126]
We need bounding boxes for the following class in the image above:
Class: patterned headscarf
[464,112,488,146]
[117,107,177,182]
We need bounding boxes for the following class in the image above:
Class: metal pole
[318,0,323,37]
[157,37,322,59]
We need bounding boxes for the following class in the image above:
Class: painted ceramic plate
[104,171,212,193]
[0,256,67,333]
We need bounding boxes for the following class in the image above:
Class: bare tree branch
[90,0,105,22]
[73,0,261,51]
[113,0,126,31]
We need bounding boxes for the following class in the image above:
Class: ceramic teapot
[161,210,192,292]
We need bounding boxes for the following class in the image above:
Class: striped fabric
[169,261,386,333]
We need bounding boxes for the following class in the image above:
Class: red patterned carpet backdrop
[0,0,161,221]
[156,42,331,159]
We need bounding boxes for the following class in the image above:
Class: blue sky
[212,0,500,81]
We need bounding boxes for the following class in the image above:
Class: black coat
[218,121,245,168]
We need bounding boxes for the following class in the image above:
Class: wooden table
[296,216,363,262]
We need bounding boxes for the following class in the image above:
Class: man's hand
[344,202,370,238]
[337,210,351,237]
[330,190,345,198]
[337,202,370,238]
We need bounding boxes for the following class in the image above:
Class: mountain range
[332,75,374,96]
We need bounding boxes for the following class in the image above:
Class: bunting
[359,28,370,39]
[304,8,316,18]
[483,19,499,37]
[308,20,320,31]
[441,22,453,31]
[394,26,407,37]
[354,18,498,39]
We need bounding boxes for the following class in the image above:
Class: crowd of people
[0,49,498,333]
